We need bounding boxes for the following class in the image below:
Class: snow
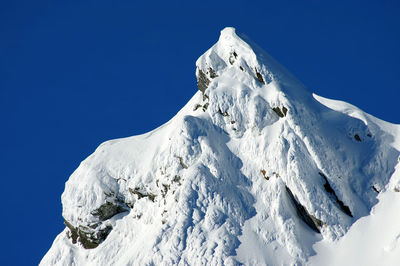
[41,27,400,265]
[309,191,400,266]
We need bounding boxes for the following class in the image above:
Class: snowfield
[41,27,400,266]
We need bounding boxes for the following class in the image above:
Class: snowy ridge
[41,27,400,265]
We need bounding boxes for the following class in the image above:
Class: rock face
[41,27,400,265]
[196,69,210,93]
[285,185,324,234]
[64,190,129,249]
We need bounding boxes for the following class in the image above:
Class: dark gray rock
[285,185,323,233]
[282,106,288,116]
[65,220,113,249]
[91,201,129,221]
[273,107,285,118]
[255,69,265,84]
[65,194,129,249]
[218,108,229,117]
[129,187,156,202]
[208,67,218,78]
[319,172,353,217]
[202,102,209,112]
[197,69,210,94]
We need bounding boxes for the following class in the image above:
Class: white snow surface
[41,27,400,266]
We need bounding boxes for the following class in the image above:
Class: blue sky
[1,0,399,264]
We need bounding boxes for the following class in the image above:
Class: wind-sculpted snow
[42,27,400,265]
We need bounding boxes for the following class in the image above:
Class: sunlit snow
[41,27,400,266]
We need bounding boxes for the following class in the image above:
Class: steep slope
[41,27,400,265]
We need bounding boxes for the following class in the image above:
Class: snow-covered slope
[41,27,400,266]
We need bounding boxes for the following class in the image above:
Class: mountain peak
[196,27,308,100]
[219,26,238,39]
[196,27,258,79]
[217,27,250,51]
[41,28,400,266]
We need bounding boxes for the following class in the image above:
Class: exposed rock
[65,220,112,249]
[272,107,285,118]
[261,169,269,180]
[197,69,210,93]
[255,69,265,84]
[272,172,280,178]
[229,51,237,65]
[202,102,209,112]
[319,172,353,217]
[285,186,323,233]
[176,156,188,169]
[354,134,361,142]
[65,220,79,244]
[282,106,288,116]
[193,104,202,111]
[129,188,156,202]
[91,201,129,221]
[161,184,170,197]
[173,175,182,185]
[64,194,129,249]
[218,108,229,117]
[208,67,218,78]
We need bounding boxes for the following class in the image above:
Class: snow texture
[41,27,400,266]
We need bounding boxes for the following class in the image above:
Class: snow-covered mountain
[41,27,400,266]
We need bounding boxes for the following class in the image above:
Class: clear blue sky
[1,0,399,265]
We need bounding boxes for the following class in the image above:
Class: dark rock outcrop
[65,195,129,249]
[208,67,218,78]
[197,69,210,93]
[255,69,265,84]
[272,106,288,118]
[229,51,237,65]
[65,220,113,249]
[129,187,156,202]
[319,172,353,217]
[91,201,129,221]
[285,186,323,233]
[218,108,229,117]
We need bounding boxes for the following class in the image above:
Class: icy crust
[42,27,400,265]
